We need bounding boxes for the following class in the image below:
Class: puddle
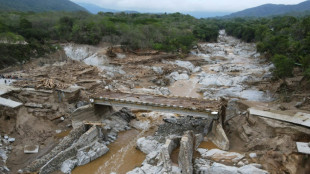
[198,141,219,149]
[72,129,146,174]
[54,129,72,139]
[171,147,180,165]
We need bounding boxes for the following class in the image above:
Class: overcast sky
[71,0,306,12]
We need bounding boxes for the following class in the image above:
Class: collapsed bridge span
[90,91,225,119]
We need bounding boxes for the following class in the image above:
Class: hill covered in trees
[0,0,86,12]
[0,11,219,68]
[75,2,118,14]
[227,0,310,18]
[0,10,309,81]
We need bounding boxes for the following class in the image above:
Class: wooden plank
[249,107,310,128]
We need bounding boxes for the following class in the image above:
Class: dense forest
[0,11,310,80]
[0,11,220,68]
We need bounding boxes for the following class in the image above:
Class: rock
[237,161,245,167]
[17,169,23,173]
[152,67,163,74]
[61,159,77,174]
[77,151,90,166]
[145,151,159,165]
[249,153,257,158]
[174,60,195,71]
[60,117,65,121]
[4,135,8,140]
[198,148,244,164]
[207,162,239,174]
[90,142,109,160]
[8,138,15,143]
[76,101,88,108]
[208,121,230,150]
[136,137,162,154]
[239,165,269,174]
[56,130,62,134]
[169,72,190,81]
[0,149,8,161]
[127,163,163,174]
[178,131,194,174]
[112,108,136,123]
[194,158,212,174]
[193,67,202,73]
[25,103,43,108]
[172,166,182,173]
[248,163,263,169]
[158,87,170,96]
[130,120,151,130]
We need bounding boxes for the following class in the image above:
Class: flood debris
[0,29,309,174]
[24,145,39,154]
[296,142,310,155]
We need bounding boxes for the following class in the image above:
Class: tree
[272,54,294,78]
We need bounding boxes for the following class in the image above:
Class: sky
[71,0,307,13]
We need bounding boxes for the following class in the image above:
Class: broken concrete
[178,131,194,174]
[208,120,230,150]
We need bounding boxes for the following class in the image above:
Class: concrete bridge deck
[90,91,223,119]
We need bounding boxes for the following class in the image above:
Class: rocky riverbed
[0,30,309,174]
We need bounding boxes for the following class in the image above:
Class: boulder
[198,148,244,164]
[136,137,162,154]
[77,151,90,166]
[61,159,77,174]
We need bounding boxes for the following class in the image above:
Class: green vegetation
[222,16,310,79]
[1,10,310,80]
[0,11,219,68]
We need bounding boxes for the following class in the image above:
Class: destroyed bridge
[90,91,226,119]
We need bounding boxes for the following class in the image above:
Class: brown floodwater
[170,140,219,165]
[72,129,147,174]
[54,129,72,139]
[198,141,219,150]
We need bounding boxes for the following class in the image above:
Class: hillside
[76,2,139,14]
[227,0,310,18]
[75,2,118,14]
[0,0,86,12]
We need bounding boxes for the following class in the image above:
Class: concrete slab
[92,91,222,119]
[24,145,39,154]
[0,97,23,108]
[249,108,310,128]
[296,142,310,155]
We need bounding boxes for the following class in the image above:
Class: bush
[272,54,294,78]
[304,67,310,79]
